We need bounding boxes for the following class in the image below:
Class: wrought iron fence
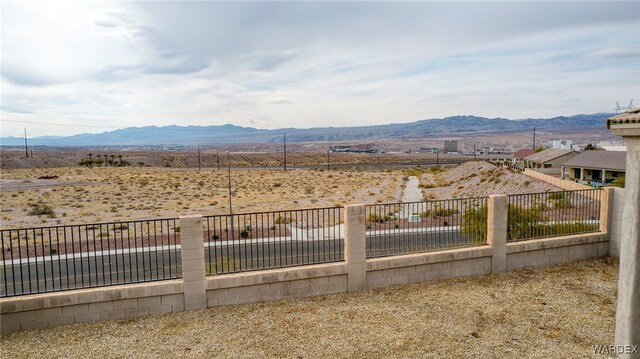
[204,207,344,275]
[1,218,181,297]
[365,197,488,258]
[507,189,601,242]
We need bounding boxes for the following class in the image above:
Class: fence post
[487,195,508,273]
[344,204,366,292]
[180,215,207,310]
[599,187,613,234]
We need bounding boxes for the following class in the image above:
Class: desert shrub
[508,205,546,240]
[523,180,530,187]
[274,216,292,224]
[207,255,240,274]
[434,207,458,216]
[547,192,572,209]
[612,176,625,188]
[28,202,56,218]
[548,192,567,200]
[461,205,487,243]
[366,212,395,223]
[240,225,251,238]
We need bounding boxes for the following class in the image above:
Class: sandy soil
[417,162,561,200]
[0,257,618,358]
[0,167,403,229]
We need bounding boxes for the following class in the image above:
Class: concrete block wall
[609,188,625,258]
[506,233,609,271]
[0,280,183,333]
[523,169,592,191]
[365,247,492,289]
[205,263,347,306]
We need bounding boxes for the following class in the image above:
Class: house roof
[524,148,575,163]
[607,108,640,128]
[514,149,535,159]
[563,150,626,172]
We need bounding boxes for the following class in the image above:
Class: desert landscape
[0,160,561,230]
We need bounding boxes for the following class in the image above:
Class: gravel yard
[1,257,618,358]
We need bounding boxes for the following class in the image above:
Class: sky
[1,1,639,138]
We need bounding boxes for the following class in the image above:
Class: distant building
[329,144,379,153]
[562,150,626,185]
[443,140,458,153]
[552,140,579,151]
[419,147,439,153]
[523,148,579,170]
[511,148,536,169]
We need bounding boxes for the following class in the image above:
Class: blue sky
[1,1,639,137]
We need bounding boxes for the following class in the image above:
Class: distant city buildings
[329,144,379,153]
[552,140,580,151]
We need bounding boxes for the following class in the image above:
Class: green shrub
[461,205,487,243]
[612,176,625,188]
[28,202,56,218]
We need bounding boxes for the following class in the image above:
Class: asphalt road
[1,229,473,297]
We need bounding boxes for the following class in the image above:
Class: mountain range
[0,113,614,147]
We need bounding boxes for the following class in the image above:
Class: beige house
[562,150,626,185]
[523,148,579,170]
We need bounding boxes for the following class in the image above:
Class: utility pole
[197,145,201,171]
[283,132,287,171]
[473,143,476,161]
[227,151,234,242]
[533,127,536,150]
[24,128,29,158]
[327,151,330,171]
[436,148,439,167]
[216,150,220,171]
[227,152,232,214]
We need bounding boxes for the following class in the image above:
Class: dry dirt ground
[0,257,618,358]
[417,161,561,200]
[0,167,404,229]
[0,162,561,229]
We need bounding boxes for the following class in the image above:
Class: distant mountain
[0,113,614,147]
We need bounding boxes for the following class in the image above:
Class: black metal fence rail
[365,197,488,258]
[204,207,344,275]
[1,218,181,297]
[507,189,602,242]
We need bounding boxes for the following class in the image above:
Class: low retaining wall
[507,233,609,270]
[366,246,492,288]
[0,280,183,333]
[206,263,347,306]
[524,169,592,190]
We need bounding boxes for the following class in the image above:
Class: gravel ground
[1,257,618,358]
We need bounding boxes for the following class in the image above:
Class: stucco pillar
[487,195,508,273]
[607,110,640,357]
[580,167,584,181]
[344,204,366,292]
[180,215,207,310]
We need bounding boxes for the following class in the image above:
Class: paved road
[1,229,473,297]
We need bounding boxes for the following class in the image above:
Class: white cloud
[1,1,639,137]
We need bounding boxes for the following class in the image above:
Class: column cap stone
[607,108,640,136]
